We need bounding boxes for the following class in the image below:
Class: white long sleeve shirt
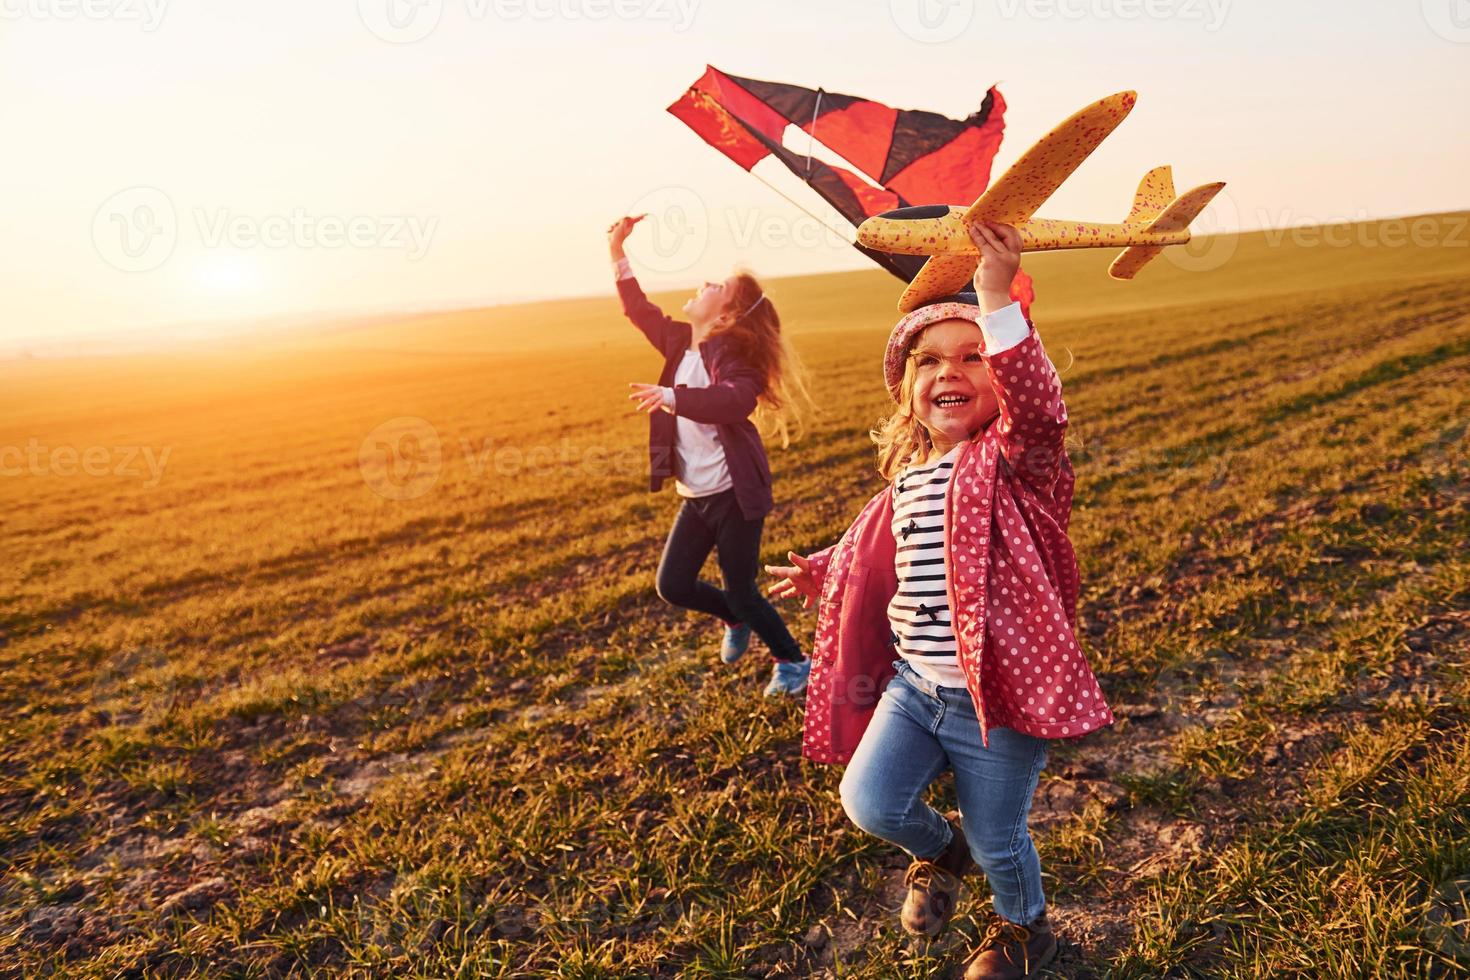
[614,256,733,498]
[886,301,1031,688]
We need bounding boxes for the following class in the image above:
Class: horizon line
[6,206,1467,360]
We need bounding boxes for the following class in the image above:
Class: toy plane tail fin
[1110,180,1228,280]
[1107,244,1166,280]
[1122,165,1176,228]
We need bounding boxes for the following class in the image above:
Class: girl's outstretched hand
[628,382,668,415]
[607,214,646,256]
[967,220,1023,307]
[765,551,819,609]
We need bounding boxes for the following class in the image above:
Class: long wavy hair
[707,270,814,449]
[870,350,938,482]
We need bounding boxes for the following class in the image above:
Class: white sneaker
[762,657,811,697]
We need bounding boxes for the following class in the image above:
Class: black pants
[655,488,803,662]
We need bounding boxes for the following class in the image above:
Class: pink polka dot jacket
[800,325,1114,764]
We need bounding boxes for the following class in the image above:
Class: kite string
[750,169,855,245]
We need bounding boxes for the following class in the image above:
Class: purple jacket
[617,276,774,521]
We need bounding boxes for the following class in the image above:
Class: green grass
[1,214,1468,976]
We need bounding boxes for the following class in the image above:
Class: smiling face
[906,318,1000,456]
[681,274,741,324]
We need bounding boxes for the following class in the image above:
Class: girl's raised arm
[984,314,1069,492]
[969,220,1070,493]
[608,215,682,353]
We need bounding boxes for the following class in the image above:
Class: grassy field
[2,213,1468,978]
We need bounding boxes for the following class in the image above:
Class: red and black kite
[669,66,1034,314]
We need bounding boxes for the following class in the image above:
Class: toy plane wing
[855,90,1226,312]
[964,90,1137,226]
[898,254,981,314]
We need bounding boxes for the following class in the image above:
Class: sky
[2,0,1468,353]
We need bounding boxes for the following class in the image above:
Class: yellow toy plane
[855,90,1226,312]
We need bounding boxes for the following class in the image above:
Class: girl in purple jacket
[768,221,1113,978]
[608,215,813,696]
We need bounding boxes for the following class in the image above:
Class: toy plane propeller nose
[874,205,952,221]
[856,206,967,255]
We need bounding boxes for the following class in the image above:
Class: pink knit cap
[882,301,985,400]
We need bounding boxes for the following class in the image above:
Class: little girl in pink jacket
[768,221,1112,979]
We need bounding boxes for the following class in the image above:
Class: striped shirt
[887,444,969,689]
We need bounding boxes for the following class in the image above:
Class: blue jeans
[839,658,1049,925]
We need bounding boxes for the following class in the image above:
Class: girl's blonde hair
[708,270,814,449]
[870,352,937,482]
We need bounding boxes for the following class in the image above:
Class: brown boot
[899,815,976,937]
[960,910,1058,979]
